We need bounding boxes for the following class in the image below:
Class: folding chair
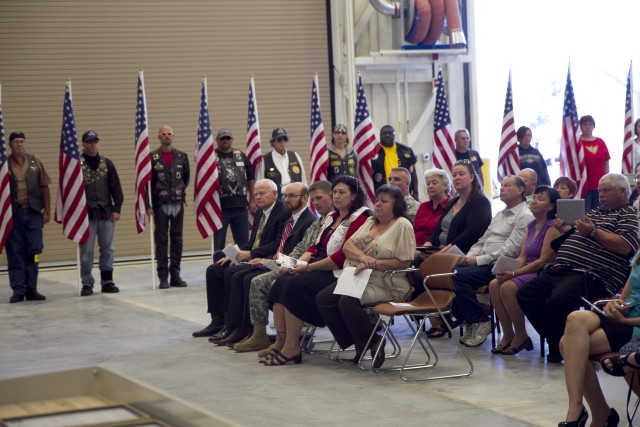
[360,253,474,382]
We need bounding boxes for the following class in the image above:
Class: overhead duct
[369,0,467,48]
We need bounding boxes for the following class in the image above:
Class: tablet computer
[557,199,585,225]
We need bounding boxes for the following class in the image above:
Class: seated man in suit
[193,179,289,340]
[518,173,640,363]
[210,182,316,346]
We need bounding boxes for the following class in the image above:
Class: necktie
[252,214,266,249]
[275,217,295,258]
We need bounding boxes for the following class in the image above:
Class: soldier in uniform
[370,125,419,198]
[146,125,190,289]
[78,130,124,296]
[6,131,51,303]
[256,128,306,193]
[326,123,357,182]
[213,128,255,252]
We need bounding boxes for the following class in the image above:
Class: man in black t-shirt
[454,128,484,186]
[214,128,256,252]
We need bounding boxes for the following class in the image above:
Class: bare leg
[280,308,303,358]
[272,303,286,351]
[560,311,610,422]
[581,354,611,426]
[489,279,513,346]
[500,281,528,347]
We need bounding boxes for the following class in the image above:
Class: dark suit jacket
[280,208,317,255]
[243,200,288,259]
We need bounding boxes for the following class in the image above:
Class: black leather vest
[217,149,248,198]
[327,149,357,182]
[82,156,111,209]
[151,148,188,204]
[8,153,44,212]
[262,150,303,188]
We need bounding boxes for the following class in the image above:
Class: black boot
[100,271,120,293]
[170,273,187,287]
[193,314,225,337]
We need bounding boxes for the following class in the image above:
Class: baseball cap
[9,131,26,142]
[82,130,100,142]
[216,128,233,139]
[271,128,288,141]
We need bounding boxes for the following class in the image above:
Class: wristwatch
[589,226,598,238]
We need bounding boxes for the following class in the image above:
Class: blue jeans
[585,189,600,212]
[80,219,115,286]
[6,207,44,295]
[451,265,494,324]
[213,206,249,252]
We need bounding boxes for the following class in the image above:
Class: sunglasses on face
[219,136,232,141]
[276,137,288,142]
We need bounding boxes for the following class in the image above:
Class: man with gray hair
[388,167,420,221]
[519,173,640,363]
[517,168,537,206]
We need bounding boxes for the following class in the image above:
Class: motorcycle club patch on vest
[266,167,277,178]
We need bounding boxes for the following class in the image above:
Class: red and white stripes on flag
[559,65,586,198]
[194,78,222,238]
[353,76,378,207]
[497,71,520,181]
[432,71,457,179]
[246,77,262,175]
[134,71,152,233]
[0,85,12,253]
[309,74,328,183]
[55,81,89,244]
[622,63,634,174]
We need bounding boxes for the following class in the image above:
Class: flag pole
[148,180,156,290]
[67,80,83,297]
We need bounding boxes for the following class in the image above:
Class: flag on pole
[353,75,378,207]
[194,78,222,238]
[497,71,520,181]
[0,85,12,253]
[134,71,152,233]
[559,65,586,198]
[54,81,89,244]
[246,77,262,174]
[432,71,457,179]
[622,62,634,174]
[309,74,328,183]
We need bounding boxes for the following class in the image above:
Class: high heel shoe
[258,348,281,364]
[502,337,533,355]
[603,408,619,427]
[370,336,386,369]
[264,351,302,366]
[491,342,510,354]
[558,407,588,427]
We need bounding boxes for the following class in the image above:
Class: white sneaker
[464,320,493,347]
[459,322,476,344]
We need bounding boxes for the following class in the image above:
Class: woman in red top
[413,168,451,245]
[579,115,610,211]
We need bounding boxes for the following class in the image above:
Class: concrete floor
[0,258,633,426]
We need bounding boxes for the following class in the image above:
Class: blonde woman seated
[263,175,370,366]
[557,253,640,427]
[316,185,416,368]
[490,186,561,355]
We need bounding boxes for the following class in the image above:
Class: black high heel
[502,337,533,355]
[264,351,302,366]
[603,408,619,427]
[558,407,588,427]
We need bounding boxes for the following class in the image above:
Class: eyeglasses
[160,132,173,137]
[276,137,288,143]
[334,131,347,135]
[219,136,232,141]
[283,194,303,199]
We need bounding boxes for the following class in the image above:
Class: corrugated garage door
[0,0,331,265]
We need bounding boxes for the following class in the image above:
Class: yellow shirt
[381,144,398,182]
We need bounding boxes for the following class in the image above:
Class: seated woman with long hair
[557,251,640,426]
[489,186,561,355]
[263,175,370,366]
[315,184,416,368]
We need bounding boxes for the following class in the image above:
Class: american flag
[353,76,378,207]
[246,77,262,174]
[0,85,12,253]
[497,71,520,181]
[309,75,328,183]
[54,82,89,244]
[432,71,457,179]
[622,63,634,174]
[194,78,222,238]
[134,71,152,233]
[559,66,586,198]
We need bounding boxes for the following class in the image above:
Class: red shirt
[581,137,610,190]
[161,150,174,168]
[413,196,451,245]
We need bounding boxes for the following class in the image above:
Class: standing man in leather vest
[256,128,306,193]
[146,125,190,289]
[213,128,255,252]
[6,131,51,303]
[371,125,419,199]
[78,130,124,296]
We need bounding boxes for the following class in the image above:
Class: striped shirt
[555,203,640,294]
